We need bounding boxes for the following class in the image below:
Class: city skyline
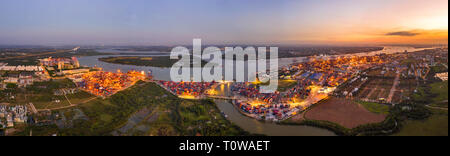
[0,0,448,46]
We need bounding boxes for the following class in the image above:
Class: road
[64,95,73,106]
[28,103,38,114]
[387,71,401,103]
[442,63,448,69]
[426,105,449,111]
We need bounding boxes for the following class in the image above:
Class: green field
[394,109,448,136]
[14,82,248,136]
[277,80,298,92]
[412,80,448,108]
[429,81,448,108]
[259,79,298,92]
[31,91,94,110]
[0,79,94,110]
[357,101,390,115]
[99,56,209,68]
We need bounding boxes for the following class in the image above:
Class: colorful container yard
[78,70,147,97]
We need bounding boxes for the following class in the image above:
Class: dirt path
[365,80,380,101]
[64,95,73,106]
[28,103,38,114]
[305,97,387,129]
[426,105,448,111]
[288,112,305,122]
[387,72,401,103]
[365,88,378,100]
[37,97,98,112]
[378,88,385,99]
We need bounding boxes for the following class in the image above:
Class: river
[214,100,336,136]
[77,53,337,135]
[76,46,438,136]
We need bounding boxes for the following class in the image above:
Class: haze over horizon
[0,0,448,46]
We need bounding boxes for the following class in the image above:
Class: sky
[0,0,448,46]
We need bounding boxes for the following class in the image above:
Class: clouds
[358,29,449,45]
[385,31,420,37]
[0,0,447,45]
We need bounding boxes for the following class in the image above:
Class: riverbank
[152,80,336,136]
[98,56,210,68]
[12,81,250,136]
[394,108,448,136]
[281,98,398,136]
[73,46,447,136]
[280,95,446,136]
[214,99,336,136]
[99,56,179,68]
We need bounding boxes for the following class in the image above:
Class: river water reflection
[78,54,337,135]
[84,46,435,80]
[215,100,336,136]
[77,46,436,136]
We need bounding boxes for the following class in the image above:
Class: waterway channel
[76,46,437,136]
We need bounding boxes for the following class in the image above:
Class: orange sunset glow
[282,0,448,45]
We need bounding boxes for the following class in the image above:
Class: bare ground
[305,97,387,129]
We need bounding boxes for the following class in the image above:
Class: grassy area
[357,101,390,115]
[400,57,417,65]
[394,109,448,136]
[33,96,71,110]
[412,80,448,108]
[65,91,95,104]
[31,91,94,110]
[430,81,448,108]
[0,49,104,66]
[15,82,248,136]
[1,58,39,65]
[277,80,298,92]
[0,79,94,109]
[259,79,298,92]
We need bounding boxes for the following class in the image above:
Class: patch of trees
[26,79,76,93]
[31,82,249,136]
[391,102,431,120]
[284,99,432,136]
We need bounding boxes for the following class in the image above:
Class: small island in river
[99,56,190,68]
